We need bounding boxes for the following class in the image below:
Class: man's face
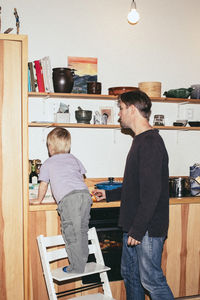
[118,101,133,128]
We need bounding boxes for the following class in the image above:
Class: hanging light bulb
[127,0,140,25]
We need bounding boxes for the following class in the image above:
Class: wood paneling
[0,38,23,300]
[0,34,28,300]
[0,36,7,300]
[162,204,200,298]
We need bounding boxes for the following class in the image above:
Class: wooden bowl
[108,86,139,95]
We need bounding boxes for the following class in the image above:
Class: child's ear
[48,144,53,156]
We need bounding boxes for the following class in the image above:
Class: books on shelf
[28,66,31,92]
[41,56,54,93]
[28,56,54,93]
[28,62,37,92]
[34,60,45,92]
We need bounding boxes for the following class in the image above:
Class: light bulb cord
[130,0,137,10]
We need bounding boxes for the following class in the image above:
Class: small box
[29,183,56,203]
[54,113,70,123]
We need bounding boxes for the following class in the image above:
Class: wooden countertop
[29,197,200,212]
[29,177,200,211]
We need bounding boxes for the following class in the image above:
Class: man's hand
[127,236,141,246]
[91,189,106,201]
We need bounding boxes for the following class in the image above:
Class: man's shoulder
[142,129,163,143]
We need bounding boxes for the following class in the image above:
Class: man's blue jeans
[121,232,174,300]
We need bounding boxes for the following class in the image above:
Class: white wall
[2,0,200,177]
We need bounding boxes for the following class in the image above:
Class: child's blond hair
[47,127,71,155]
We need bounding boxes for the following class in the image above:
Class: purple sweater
[39,153,88,203]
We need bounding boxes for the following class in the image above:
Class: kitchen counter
[28,178,200,299]
[29,196,200,211]
[29,177,200,211]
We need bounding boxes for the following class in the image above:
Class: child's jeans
[57,189,92,273]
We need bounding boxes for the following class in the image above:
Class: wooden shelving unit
[28,92,200,130]
[28,93,200,299]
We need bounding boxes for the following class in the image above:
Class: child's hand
[29,198,41,205]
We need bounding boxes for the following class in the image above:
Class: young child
[31,127,92,273]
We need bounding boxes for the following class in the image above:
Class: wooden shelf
[28,122,200,130]
[28,92,200,104]
[154,125,200,130]
[28,92,117,100]
[150,97,200,104]
[28,122,120,128]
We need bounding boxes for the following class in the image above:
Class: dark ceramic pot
[75,110,92,124]
[52,68,74,93]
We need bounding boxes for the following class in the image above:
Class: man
[93,90,174,300]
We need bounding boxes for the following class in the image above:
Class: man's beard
[119,118,130,129]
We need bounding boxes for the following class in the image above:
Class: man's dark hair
[119,90,152,120]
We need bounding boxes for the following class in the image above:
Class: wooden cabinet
[29,198,200,299]
[28,204,126,300]
[0,34,28,300]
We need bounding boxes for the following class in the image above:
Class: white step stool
[37,227,115,300]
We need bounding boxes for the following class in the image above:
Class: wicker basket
[138,82,161,97]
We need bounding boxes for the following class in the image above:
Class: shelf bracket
[42,95,50,100]
[176,130,180,144]
[177,101,189,119]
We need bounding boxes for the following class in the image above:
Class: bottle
[35,159,42,176]
[29,163,38,184]
[35,163,42,176]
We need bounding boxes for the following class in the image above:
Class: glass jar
[190,84,200,99]
[153,114,165,126]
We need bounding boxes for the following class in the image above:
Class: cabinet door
[0,36,28,300]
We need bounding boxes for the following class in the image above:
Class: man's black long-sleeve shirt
[106,129,169,242]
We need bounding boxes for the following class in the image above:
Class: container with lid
[95,177,122,190]
[138,82,161,97]
[153,115,165,126]
[190,84,200,99]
